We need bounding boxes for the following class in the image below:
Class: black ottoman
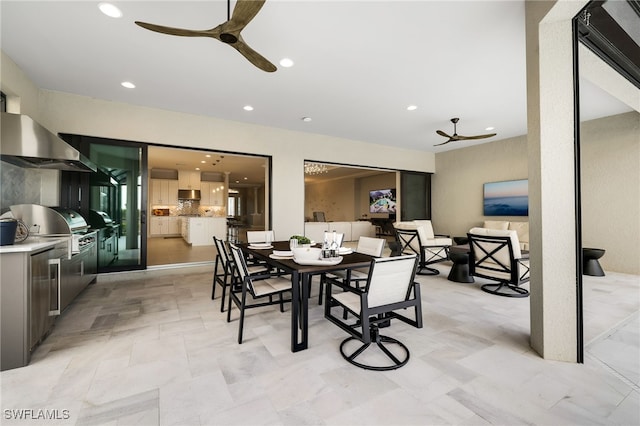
[583,248,605,276]
[448,245,474,283]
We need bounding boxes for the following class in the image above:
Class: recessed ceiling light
[407,105,418,111]
[485,126,495,131]
[301,117,312,122]
[243,105,254,111]
[244,177,248,180]
[235,180,240,183]
[121,81,135,89]
[98,2,122,18]
[200,160,206,163]
[279,58,294,68]
[195,167,201,171]
[205,154,211,158]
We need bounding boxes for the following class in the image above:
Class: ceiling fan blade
[455,133,497,140]
[433,139,454,147]
[229,35,277,72]
[228,0,266,29]
[134,21,217,38]
[436,130,452,138]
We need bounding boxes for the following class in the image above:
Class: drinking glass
[289,238,298,250]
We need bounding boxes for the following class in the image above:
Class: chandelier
[304,162,328,175]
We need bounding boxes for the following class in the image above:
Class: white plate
[270,254,294,260]
[273,250,293,256]
[293,256,343,266]
[249,244,273,250]
[338,248,353,255]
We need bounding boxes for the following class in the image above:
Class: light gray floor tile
[1,262,638,426]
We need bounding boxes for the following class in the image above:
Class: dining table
[239,241,375,352]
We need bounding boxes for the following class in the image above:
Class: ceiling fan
[134,0,276,72]
[434,118,497,146]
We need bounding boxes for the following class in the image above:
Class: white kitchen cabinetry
[150,217,166,236]
[150,179,178,205]
[178,171,201,190]
[181,217,226,246]
[200,182,225,206]
[168,217,181,235]
[150,216,181,236]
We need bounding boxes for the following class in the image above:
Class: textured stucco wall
[581,112,640,274]
[432,136,528,238]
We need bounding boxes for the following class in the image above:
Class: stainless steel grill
[8,204,97,256]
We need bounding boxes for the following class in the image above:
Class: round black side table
[448,245,474,283]
[583,248,605,276]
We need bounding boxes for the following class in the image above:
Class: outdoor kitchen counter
[0,236,67,254]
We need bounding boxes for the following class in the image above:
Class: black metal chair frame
[324,255,423,371]
[394,228,449,276]
[317,237,386,306]
[227,245,293,344]
[212,236,236,312]
[467,233,530,298]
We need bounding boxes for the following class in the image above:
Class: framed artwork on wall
[483,179,529,216]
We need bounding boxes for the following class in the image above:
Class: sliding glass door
[62,135,147,272]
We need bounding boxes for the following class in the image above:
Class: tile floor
[1,253,638,426]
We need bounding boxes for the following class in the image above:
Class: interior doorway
[147,146,269,266]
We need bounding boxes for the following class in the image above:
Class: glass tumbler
[289,238,298,250]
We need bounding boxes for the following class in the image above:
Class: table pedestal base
[448,247,474,283]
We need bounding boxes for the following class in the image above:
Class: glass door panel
[89,142,146,272]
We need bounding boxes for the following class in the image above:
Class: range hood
[178,189,201,200]
[0,113,97,172]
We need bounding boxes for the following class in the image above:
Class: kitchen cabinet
[150,179,178,205]
[150,216,181,236]
[1,240,66,371]
[178,171,201,190]
[168,217,181,234]
[200,181,225,206]
[181,217,226,246]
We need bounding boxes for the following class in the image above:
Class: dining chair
[246,230,275,244]
[211,236,269,312]
[324,254,422,370]
[227,244,293,344]
[317,236,386,305]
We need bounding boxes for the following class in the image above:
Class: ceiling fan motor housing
[220,33,238,44]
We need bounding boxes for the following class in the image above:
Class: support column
[526,0,586,361]
[223,171,230,211]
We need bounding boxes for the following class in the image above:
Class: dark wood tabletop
[238,240,374,352]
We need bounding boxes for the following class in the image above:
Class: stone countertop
[0,237,67,254]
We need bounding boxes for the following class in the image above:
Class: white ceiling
[1,0,632,163]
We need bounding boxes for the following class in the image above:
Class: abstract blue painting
[483,179,529,216]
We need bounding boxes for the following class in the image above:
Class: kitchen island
[181,216,227,246]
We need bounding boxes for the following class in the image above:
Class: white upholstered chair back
[468,227,527,282]
[365,255,418,308]
[214,236,231,264]
[413,220,436,239]
[393,222,422,253]
[469,227,522,259]
[246,230,275,244]
[229,245,256,295]
[356,236,385,257]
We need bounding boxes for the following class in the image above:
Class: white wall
[1,52,435,241]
